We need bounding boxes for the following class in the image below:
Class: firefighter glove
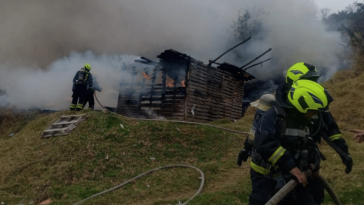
[332,139,352,173]
[237,148,250,167]
[342,155,353,174]
[334,140,352,173]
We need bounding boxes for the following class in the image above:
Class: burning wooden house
[116,49,255,121]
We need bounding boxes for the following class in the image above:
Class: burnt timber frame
[117,49,255,121]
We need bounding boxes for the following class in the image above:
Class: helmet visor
[300,70,320,82]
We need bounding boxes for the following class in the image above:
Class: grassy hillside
[0,60,364,205]
[0,110,252,205]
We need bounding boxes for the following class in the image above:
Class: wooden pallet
[42,114,88,138]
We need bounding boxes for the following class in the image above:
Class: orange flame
[166,76,174,87]
[142,72,151,80]
[181,80,186,87]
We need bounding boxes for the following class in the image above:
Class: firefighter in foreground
[70,63,93,111]
[239,63,352,173]
[249,79,327,205]
[285,63,351,176]
[238,62,352,204]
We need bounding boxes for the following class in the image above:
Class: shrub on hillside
[0,107,41,136]
[0,107,18,134]
[323,2,364,55]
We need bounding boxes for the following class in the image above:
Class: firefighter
[70,63,93,111]
[238,62,352,171]
[82,74,102,110]
[249,79,327,205]
[238,62,352,204]
[238,62,321,165]
[284,62,352,204]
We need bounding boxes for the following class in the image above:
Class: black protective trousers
[82,91,95,109]
[71,84,87,111]
[249,169,317,205]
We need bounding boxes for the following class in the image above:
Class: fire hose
[85,92,250,204]
[265,170,342,205]
[265,170,313,205]
[266,150,341,205]
[73,164,205,205]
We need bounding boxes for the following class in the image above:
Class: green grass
[1,106,362,205]
[0,110,249,204]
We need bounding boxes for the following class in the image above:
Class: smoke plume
[0,0,349,109]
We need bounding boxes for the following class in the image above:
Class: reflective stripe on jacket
[253,106,309,174]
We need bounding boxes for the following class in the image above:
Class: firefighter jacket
[245,84,349,173]
[249,84,350,176]
[244,95,277,150]
[252,105,322,175]
[247,109,266,146]
[72,68,93,90]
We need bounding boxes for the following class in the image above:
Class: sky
[315,0,358,12]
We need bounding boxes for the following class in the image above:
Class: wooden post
[161,67,167,111]
[172,77,178,115]
[149,65,158,109]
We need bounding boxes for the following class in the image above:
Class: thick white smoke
[228,0,349,80]
[0,0,350,109]
[0,52,138,110]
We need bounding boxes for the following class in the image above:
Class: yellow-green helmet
[84,63,91,71]
[286,62,320,85]
[288,79,328,113]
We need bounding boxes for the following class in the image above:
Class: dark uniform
[70,67,93,111]
[82,77,102,110]
[249,94,320,204]
[309,93,351,204]
[238,94,276,166]
[239,62,352,204]
[278,83,352,203]
[247,84,352,205]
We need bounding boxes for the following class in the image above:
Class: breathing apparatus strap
[309,112,327,161]
[273,105,287,142]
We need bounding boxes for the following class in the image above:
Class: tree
[233,9,265,41]
[323,2,364,54]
